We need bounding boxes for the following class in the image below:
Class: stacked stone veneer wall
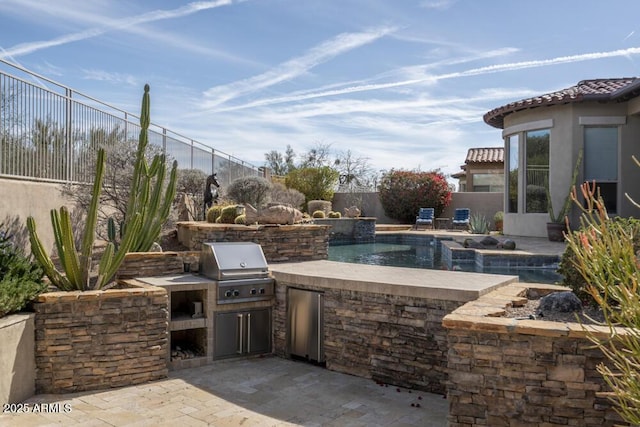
[117,251,200,278]
[33,283,168,394]
[273,281,463,394]
[443,283,627,426]
[176,222,330,262]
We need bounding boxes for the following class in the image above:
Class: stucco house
[484,78,640,238]
[452,147,504,192]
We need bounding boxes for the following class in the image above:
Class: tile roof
[484,78,640,129]
[465,147,503,164]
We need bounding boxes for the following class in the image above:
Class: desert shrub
[226,176,272,208]
[559,215,640,306]
[378,169,451,223]
[312,210,326,218]
[269,182,305,209]
[234,214,246,225]
[564,181,640,424]
[206,205,225,223]
[0,224,47,318]
[328,211,341,218]
[176,168,209,220]
[219,205,239,224]
[285,166,339,208]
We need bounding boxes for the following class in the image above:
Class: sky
[1,0,640,181]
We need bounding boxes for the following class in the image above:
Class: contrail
[207,46,640,113]
[0,0,238,59]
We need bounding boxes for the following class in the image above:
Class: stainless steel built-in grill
[200,241,274,359]
[200,242,274,304]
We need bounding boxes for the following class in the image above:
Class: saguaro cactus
[110,84,178,252]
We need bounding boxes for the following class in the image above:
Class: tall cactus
[110,84,178,252]
[27,148,142,291]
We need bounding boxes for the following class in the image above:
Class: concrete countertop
[270,260,517,302]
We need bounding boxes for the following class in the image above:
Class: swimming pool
[328,237,563,284]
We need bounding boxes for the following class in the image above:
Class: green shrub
[312,210,326,218]
[378,169,451,223]
[328,211,341,218]
[234,214,246,225]
[285,166,340,208]
[0,224,47,318]
[206,205,224,223]
[219,205,239,224]
[559,216,640,306]
[226,176,272,208]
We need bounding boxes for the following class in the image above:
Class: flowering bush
[378,170,451,223]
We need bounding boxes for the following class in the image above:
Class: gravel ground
[505,298,606,324]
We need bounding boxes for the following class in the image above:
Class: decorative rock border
[443,283,629,426]
[33,282,168,394]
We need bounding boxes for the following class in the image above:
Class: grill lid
[200,242,269,280]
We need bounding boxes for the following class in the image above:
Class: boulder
[463,238,485,249]
[502,239,516,250]
[538,291,583,315]
[343,206,361,218]
[244,203,303,225]
[480,236,499,246]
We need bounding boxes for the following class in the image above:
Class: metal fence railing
[0,59,261,187]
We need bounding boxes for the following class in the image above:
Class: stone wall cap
[271,260,516,302]
[35,281,166,302]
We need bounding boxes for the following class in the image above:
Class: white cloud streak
[0,0,239,60]
[202,46,640,114]
[201,26,398,107]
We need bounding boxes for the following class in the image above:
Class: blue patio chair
[415,208,435,230]
[452,208,470,230]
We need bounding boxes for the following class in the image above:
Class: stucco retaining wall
[443,283,628,426]
[0,313,36,404]
[32,283,168,394]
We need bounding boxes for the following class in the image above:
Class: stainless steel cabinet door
[288,288,324,363]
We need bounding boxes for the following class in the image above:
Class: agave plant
[468,213,490,234]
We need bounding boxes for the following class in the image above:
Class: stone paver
[0,357,447,426]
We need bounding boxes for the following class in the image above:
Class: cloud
[0,0,240,60]
[82,69,138,86]
[201,45,640,115]
[419,0,458,10]
[201,26,398,107]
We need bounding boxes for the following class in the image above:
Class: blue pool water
[328,240,563,284]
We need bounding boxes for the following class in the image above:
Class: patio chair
[452,208,470,230]
[415,208,435,230]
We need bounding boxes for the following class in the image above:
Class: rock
[344,206,361,218]
[480,236,499,246]
[538,291,583,315]
[244,203,303,225]
[463,238,485,249]
[502,239,516,250]
[150,242,163,252]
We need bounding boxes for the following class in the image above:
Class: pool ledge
[270,260,518,303]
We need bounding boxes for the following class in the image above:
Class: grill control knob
[259,288,266,294]
[232,289,240,297]
[250,288,257,295]
[224,290,233,298]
